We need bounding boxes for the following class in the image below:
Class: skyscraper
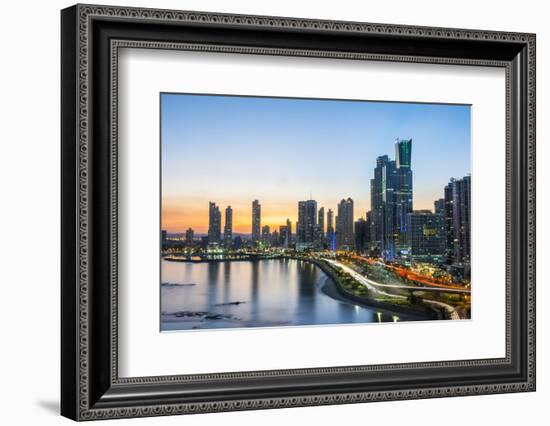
[394,139,413,250]
[354,218,368,253]
[185,228,194,246]
[443,184,454,262]
[365,211,374,251]
[271,230,280,247]
[369,139,414,260]
[297,200,317,251]
[444,176,471,267]
[208,202,221,244]
[233,236,243,250]
[279,225,288,246]
[370,155,393,256]
[336,198,354,249]
[315,207,325,249]
[434,198,445,215]
[224,206,233,249]
[406,210,446,264]
[286,218,292,246]
[279,219,292,248]
[252,200,261,245]
[261,225,271,247]
[369,178,380,247]
[326,208,335,250]
[318,207,325,238]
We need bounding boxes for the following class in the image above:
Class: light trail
[324,259,462,320]
[326,259,470,294]
[350,255,469,290]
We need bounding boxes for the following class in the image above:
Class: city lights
[160,93,471,330]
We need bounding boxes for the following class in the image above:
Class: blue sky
[161,93,470,233]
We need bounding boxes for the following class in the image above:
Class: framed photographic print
[61,4,536,421]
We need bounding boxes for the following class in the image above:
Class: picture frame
[61,3,536,421]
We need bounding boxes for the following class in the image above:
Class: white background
[119,49,505,377]
[0,0,547,425]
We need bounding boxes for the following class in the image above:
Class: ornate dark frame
[61,3,536,421]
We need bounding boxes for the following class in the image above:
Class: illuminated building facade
[336,198,354,249]
[252,200,261,245]
[369,139,413,260]
[224,206,233,249]
[208,202,221,244]
[297,199,317,251]
[406,210,446,264]
[444,176,471,267]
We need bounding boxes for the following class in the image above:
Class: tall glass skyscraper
[326,209,336,251]
[223,206,233,249]
[394,139,413,250]
[434,198,445,216]
[369,139,413,260]
[251,200,261,244]
[286,218,292,244]
[444,176,471,267]
[185,227,194,246]
[297,199,317,251]
[208,202,221,244]
[354,218,368,253]
[318,207,325,238]
[261,225,271,247]
[336,198,354,249]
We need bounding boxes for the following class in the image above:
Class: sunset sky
[161,93,471,234]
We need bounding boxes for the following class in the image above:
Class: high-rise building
[185,228,194,246]
[161,230,167,247]
[354,218,368,253]
[395,138,412,169]
[297,200,317,251]
[443,184,454,263]
[365,211,374,249]
[233,236,243,250]
[252,200,261,244]
[406,210,446,264]
[326,208,336,250]
[371,155,393,256]
[369,139,414,260]
[271,230,280,247]
[369,178,380,247]
[336,198,354,249]
[261,225,271,247]
[394,139,413,250]
[444,176,471,267]
[224,206,233,249]
[286,218,292,246]
[297,202,306,247]
[279,225,288,246]
[208,202,221,244]
[434,198,445,216]
[318,207,325,238]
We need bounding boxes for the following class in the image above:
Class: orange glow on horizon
[161,195,440,234]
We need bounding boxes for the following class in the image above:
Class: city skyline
[174,141,470,265]
[161,93,470,234]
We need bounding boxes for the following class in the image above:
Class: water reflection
[161,258,413,331]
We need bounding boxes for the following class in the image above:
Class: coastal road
[324,259,470,294]
[324,259,462,320]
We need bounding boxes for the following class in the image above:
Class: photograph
[57,3,536,421]
[160,93,472,331]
